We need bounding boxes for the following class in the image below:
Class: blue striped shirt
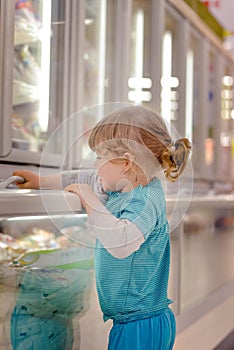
[95,178,172,322]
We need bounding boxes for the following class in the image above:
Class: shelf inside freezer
[14,27,40,46]
[0,189,83,216]
[13,80,39,106]
[12,138,31,151]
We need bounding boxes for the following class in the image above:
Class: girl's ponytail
[160,138,191,182]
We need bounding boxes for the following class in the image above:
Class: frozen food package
[15,0,41,28]
[14,46,40,85]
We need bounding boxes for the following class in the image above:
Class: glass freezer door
[1,0,69,166]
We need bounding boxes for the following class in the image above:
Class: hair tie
[168,141,176,153]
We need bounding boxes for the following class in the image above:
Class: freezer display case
[166,194,234,337]
[0,189,95,350]
[0,0,70,166]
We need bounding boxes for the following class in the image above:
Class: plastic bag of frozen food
[9,246,94,350]
[14,46,40,85]
[15,0,41,28]
[14,0,41,46]
[11,247,94,317]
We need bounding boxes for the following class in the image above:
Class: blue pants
[108,308,176,350]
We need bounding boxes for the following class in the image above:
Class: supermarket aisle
[173,223,234,350]
[180,227,234,312]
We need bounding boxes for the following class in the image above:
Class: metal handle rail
[0,176,25,189]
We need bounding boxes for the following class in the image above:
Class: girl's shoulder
[136,177,164,196]
[107,178,165,205]
[138,178,166,209]
[120,178,165,212]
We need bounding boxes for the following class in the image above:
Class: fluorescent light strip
[38,0,52,132]
[98,0,107,105]
[135,8,144,104]
[161,31,172,124]
[185,49,194,141]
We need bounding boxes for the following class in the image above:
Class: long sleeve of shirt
[86,206,144,259]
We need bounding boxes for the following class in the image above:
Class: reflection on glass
[185,50,194,141]
[81,0,107,160]
[0,214,93,349]
[220,73,233,178]
[38,0,52,132]
[161,31,172,123]
[129,0,152,105]
[221,75,233,120]
[205,50,215,176]
[84,0,107,108]
[161,31,179,124]
[205,137,214,166]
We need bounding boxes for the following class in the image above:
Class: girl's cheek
[94,157,104,169]
[95,160,106,174]
[94,158,100,168]
[96,165,102,176]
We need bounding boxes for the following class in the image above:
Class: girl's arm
[13,169,99,190]
[13,170,63,190]
[13,169,107,203]
[65,183,144,259]
[87,209,144,259]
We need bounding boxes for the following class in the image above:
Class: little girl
[14,105,191,350]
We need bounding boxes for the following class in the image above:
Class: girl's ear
[124,152,135,162]
[122,152,135,173]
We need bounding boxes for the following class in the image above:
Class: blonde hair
[88,105,191,182]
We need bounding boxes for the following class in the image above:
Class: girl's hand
[64,183,103,215]
[12,170,40,189]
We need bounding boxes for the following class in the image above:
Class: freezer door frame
[0,0,15,157]
[0,0,72,168]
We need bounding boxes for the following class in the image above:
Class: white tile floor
[174,294,234,350]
